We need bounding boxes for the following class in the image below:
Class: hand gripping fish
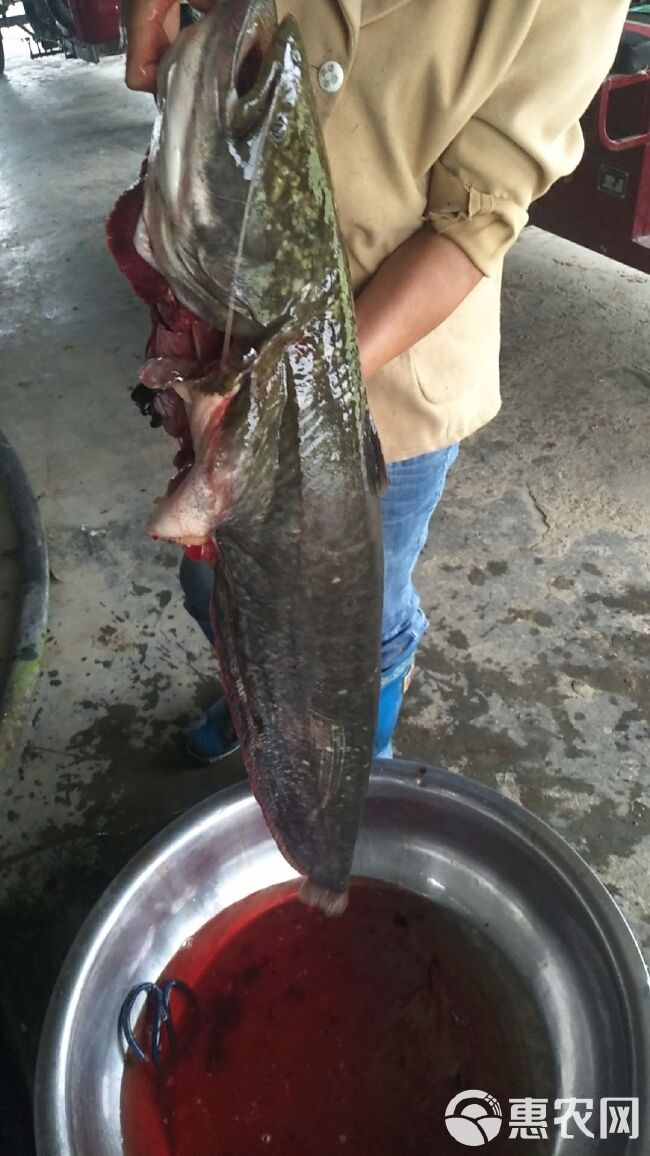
[108,0,384,914]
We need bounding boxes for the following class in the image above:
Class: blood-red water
[121,880,535,1156]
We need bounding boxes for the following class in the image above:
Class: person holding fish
[121,0,627,773]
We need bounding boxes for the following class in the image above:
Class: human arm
[357,0,628,382]
[355,230,482,383]
[422,0,630,278]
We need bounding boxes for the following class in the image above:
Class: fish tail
[299,878,349,917]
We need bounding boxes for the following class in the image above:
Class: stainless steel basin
[35,762,650,1154]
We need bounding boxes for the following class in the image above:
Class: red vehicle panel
[67,0,119,46]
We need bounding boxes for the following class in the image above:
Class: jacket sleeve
[425,0,629,276]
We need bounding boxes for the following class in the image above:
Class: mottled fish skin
[141,0,383,911]
[144,0,340,339]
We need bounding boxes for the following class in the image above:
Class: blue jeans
[180,443,459,750]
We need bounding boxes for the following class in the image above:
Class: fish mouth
[225,3,283,137]
[234,35,267,99]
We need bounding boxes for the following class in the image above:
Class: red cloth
[106,179,223,366]
[106,180,219,564]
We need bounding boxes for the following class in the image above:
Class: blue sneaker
[374,657,415,760]
[186,696,240,763]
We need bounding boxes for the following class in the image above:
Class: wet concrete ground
[0,36,649,1123]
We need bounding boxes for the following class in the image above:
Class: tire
[46,0,74,34]
[23,0,57,41]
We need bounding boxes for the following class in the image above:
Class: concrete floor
[1,35,649,1101]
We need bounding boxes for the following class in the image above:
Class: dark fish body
[213,304,383,912]
[117,0,383,911]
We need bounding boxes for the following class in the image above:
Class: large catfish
[117,0,383,913]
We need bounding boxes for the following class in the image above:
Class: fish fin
[365,414,388,495]
[298,879,349,917]
[146,461,225,545]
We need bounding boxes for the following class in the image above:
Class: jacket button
[318,60,345,93]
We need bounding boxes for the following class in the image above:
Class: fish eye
[236,41,264,98]
[270,114,288,141]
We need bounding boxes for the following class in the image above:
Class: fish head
[144,0,335,339]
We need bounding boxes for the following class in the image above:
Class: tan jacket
[277,0,628,460]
